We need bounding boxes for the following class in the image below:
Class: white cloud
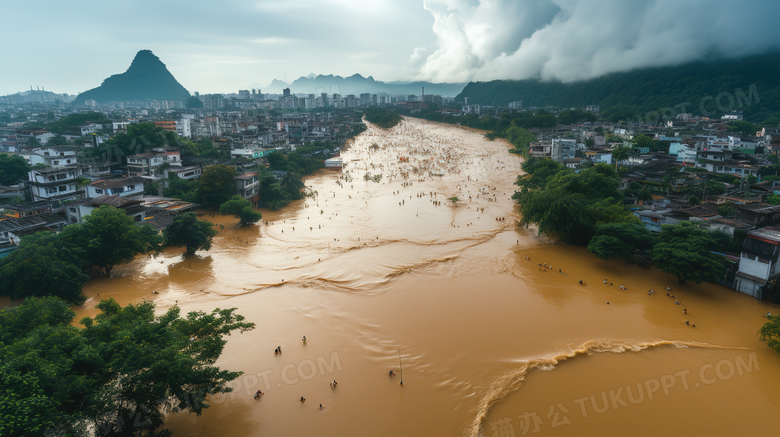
[411,0,780,83]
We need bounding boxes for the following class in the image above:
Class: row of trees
[514,158,733,284]
[364,108,402,128]
[0,207,218,304]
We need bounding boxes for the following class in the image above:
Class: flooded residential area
[42,118,780,436]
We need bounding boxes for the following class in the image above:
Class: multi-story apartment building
[127,150,181,177]
[27,166,84,201]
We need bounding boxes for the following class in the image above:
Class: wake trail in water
[464,338,747,437]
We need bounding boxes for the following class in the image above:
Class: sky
[2,0,779,96]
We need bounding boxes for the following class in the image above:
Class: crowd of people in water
[526,256,698,326]
[253,335,401,411]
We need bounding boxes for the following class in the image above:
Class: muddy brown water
[6,117,779,436]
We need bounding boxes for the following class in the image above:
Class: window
[69,207,76,213]
[744,254,756,261]
[66,159,71,164]
[58,186,67,192]
[95,188,103,194]
[127,185,135,190]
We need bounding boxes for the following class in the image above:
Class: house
[270,170,289,180]
[0,185,25,204]
[235,172,259,205]
[65,195,146,224]
[27,166,84,202]
[2,201,55,218]
[551,138,576,163]
[324,157,343,168]
[164,166,202,181]
[734,227,780,298]
[0,213,67,245]
[734,204,780,227]
[86,176,145,199]
[127,150,181,177]
[138,196,199,216]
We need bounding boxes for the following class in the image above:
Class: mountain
[457,52,780,123]
[74,50,190,104]
[260,74,466,96]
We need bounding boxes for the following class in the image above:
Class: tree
[688,195,701,206]
[717,202,736,217]
[758,316,780,354]
[588,223,655,261]
[649,222,729,284]
[0,296,255,437]
[144,180,159,195]
[638,189,653,201]
[611,146,630,170]
[0,232,90,304]
[219,196,262,226]
[77,206,160,275]
[767,194,780,206]
[164,212,217,255]
[197,165,237,210]
[0,154,31,185]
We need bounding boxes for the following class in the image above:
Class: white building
[86,176,145,199]
[734,227,780,298]
[27,166,84,202]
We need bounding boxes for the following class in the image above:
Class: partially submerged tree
[220,196,262,226]
[164,212,217,255]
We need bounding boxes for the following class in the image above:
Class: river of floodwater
[24,117,780,436]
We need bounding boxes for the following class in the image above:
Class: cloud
[411,0,780,83]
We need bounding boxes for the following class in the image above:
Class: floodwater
[22,118,780,436]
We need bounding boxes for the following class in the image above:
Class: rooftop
[89,176,145,190]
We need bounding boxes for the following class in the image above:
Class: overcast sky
[2,0,779,96]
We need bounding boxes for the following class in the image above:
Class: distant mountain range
[256,74,466,97]
[457,52,780,123]
[73,50,190,104]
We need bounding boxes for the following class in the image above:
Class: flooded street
[66,117,779,436]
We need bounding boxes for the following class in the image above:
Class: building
[1,201,54,218]
[127,151,181,177]
[86,176,145,199]
[234,172,259,206]
[165,166,202,182]
[508,101,523,110]
[27,166,84,202]
[65,195,147,225]
[734,227,780,298]
[551,138,577,163]
[0,213,67,245]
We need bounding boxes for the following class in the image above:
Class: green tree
[219,196,262,226]
[717,202,736,217]
[0,232,89,304]
[0,296,255,437]
[638,189,653,201]
[588,223,655,261]
[688,195,701,206]
[611,146,630,170]
[164,212,217,255]
[75,206,160,275]
[0,154,31,185]
[649,222,729,284]
[767,194,780,205]
[758,316,780,354]
[197,165,237,210]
